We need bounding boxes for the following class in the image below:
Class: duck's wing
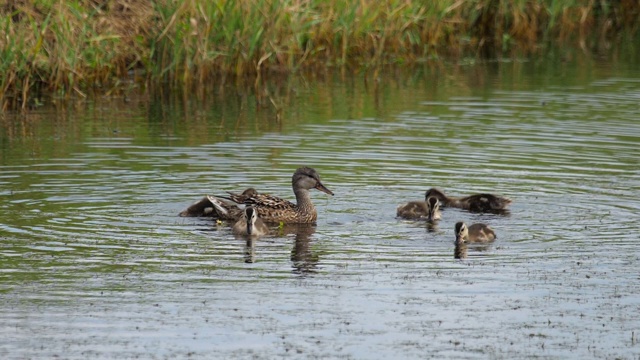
[206,195,244,220]
[179,196,215,217]
[243,193,297,210]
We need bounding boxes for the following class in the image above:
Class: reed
[1,0,638,109]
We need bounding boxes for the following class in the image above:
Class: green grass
[1,0,639,109]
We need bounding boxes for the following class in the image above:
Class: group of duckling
[180,166,512,259]
[396,187,511,258]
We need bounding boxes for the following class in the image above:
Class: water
[1,56,640,359]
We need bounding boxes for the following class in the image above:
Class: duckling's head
[454,221,468,244]
[242,188,258,197]
[425,188,446,201]
[245,206,258,235]
[426,196,440,221]
[293,167,334,196]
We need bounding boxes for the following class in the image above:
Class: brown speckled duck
[454,221,496,244]
[210,167,334,224]
[396,196,441,221]
[232,206,270,237]
[426,188,512,213]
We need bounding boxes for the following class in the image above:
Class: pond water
[1,54,640,359]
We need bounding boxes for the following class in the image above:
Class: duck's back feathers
[462,194,512,212]
[396,201,429,220]
[243,193,297,210]
[224,188,259,203]
[467,223,496,242]
[456,221,496,243]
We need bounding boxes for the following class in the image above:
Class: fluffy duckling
[232,206,270,237]
[223,188,259,203]
[454,221,496,244]
[426,188,512,213]
[397,196,442,221]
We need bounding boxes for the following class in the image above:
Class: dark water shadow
[426,220,439,233]
[274,224,318,276]
[454,242,467,259]
[243,238,256,264]
[454,243,493,260]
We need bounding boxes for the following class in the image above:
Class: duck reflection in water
[280,224,318,276]
[244,238,256,264]
[240,224,318,270]
[454,240,468,260]
[426,220,439,233]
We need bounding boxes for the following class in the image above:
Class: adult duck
[210,167,334,224]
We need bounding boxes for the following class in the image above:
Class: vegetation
[1,0,639,109]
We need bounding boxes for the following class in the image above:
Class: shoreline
[1,0,638,109]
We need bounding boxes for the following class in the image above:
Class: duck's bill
[315,182,334,196]
[247,222,254,235]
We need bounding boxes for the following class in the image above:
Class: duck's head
[425,188,446,201]
[293,167,334,196]
[426,196,440,221]
[245,206,258,235]
[242,188,258,197]
[454,221,468,244]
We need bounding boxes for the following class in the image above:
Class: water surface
[1,56,640,359]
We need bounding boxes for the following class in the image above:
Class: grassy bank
[1,0,639,109]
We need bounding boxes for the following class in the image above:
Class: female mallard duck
[210,167,334,224]
[425,188,511,213]
[396,196,441,221]
[232,206,270,237]
[454,221,496,244]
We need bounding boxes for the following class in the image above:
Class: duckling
[454,221,496,244]
[223,188,259,203]
[232,206,270,237]
[426,188,512,213]
[397,196,442,221]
